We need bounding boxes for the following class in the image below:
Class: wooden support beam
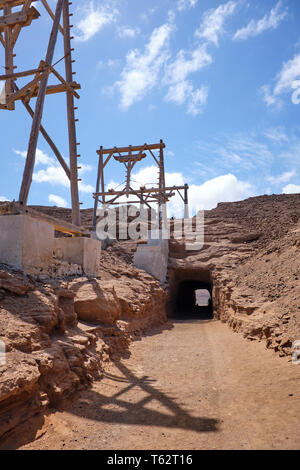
[0,6,39,32]
[0,66,44,81]
[1,202,88,236]
[94,185,187,197]
[158,138,166,229]
[24,206,88,236]
[49,64,80,98]
[5,71,45,103]
[35,81,80,97]
[114,152,146,163]
[6,80,80,104]
[129,186,155,210]
[13,82,71,179]
[98,142,166,155]
[19,0,64,206]
[148,148,159,165]
[92,146,103,229]
[63,0,80,227]
[0,0,38,8]
[41,0,64,35]
[10,0,33,47]
[3,2,14,109]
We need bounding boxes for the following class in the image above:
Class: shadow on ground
[67,359,219,434]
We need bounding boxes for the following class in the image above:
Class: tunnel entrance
[174,280,213,320]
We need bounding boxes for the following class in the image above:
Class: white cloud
[233,1,287,41]
[117,26,140,38]
[79,164,93,174]
[33,163,93,194]
[282,183,300,194]
[75,1,118,42]
[115,19,174,109]
[177,0,198,12]
[274,53,300,96]
[140,7,157,23]
[48,194,68,207]
[165,45,212,85]
[78,182,94,194]
[107,59,121,68]
[196,132,274,173]
[263,127,288,143]
[0,196,8,202]
[261,53,300,106]
[267,170,296,185]
[260,84,277,107]
[164,45,211,114]
[195,1,237,46]
[98,58,121,69]
[33,166,69,187]
[187,174,255,213]
[14,148,54,166]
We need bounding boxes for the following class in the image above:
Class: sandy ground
[18,320,300,450]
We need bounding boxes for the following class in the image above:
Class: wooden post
[184,183,189,219]
[4,2,14,108]
[19,0,64,205]
[63,0,81,227]
[92,146,103,229]
[158,139,166,232]
[24,102,71,179]
[12,82,71,179]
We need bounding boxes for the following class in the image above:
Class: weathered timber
[63,0,80,227]
[0,0,38,8]
[41,0,64,35]
[0,6,39,32]
[98,142,166,155]
[18,0,64,205]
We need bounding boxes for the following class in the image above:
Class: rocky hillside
[0,249,166,443]
[168,193,300,357]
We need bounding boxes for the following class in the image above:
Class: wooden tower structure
[92,140,189,229]
[0,0,81,226]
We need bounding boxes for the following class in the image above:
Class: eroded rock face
[0,252,166,444]
[167,194,300,358]
[71,280,122,324]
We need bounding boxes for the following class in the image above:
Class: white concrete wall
[23,215,54,272]
[133,238,169,282]
[0,214,54,272]
[54,237,101,277]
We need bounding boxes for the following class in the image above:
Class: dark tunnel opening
[174,280,213,320]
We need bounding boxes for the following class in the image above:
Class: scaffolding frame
[92,140,189,229]
[0,0,81,227]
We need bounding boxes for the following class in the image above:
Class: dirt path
[19,320,300,450]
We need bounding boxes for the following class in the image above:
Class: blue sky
[1,0,300,216]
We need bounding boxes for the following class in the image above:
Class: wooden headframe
[0,0,81,226]
[92,140,189,228]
